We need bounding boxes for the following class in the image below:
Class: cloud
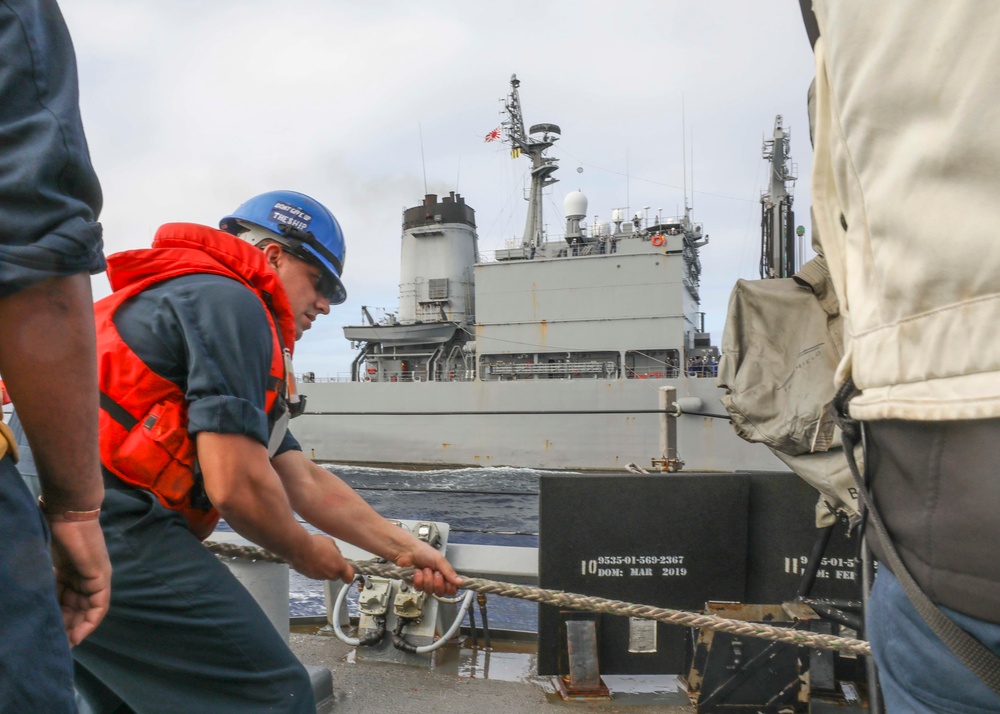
[63,0,816,373]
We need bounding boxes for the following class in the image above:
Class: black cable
[391,617,418,653]
[804,602,863,632]
[348,485,539,497]
[800,597,863,614]
[449,528,538,536]
[307,408,731,419]
[357,616,386,647]
[797,525,835,598]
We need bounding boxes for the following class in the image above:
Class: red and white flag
[484,126,502,143]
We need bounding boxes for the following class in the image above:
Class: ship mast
[503,74,560,251]
[760,115,796,278]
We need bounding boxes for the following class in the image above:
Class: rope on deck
[204,539,872,657]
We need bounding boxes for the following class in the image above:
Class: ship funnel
[564,190,588,241]
[399,192,478,325]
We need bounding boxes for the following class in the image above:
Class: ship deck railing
[624,367,681,379]
[361,370,475,383]
[296,369,719,383]
[295,373,354,384]
[297,371,478,384]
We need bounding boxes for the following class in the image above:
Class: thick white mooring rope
[204,539,871,657]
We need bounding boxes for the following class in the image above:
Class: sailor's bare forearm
[0,274,103,511]
[273,451,411,559]
[197,436,354,581]
[198,433,313,561]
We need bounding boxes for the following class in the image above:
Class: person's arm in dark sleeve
[117,274,275,447]
[0,0,110,647]
[120,276,355,581]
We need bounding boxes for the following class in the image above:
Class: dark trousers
[866,418,1000,621]
[866,418,1000,713]
[0,454,76,713]
[73,487,314,714]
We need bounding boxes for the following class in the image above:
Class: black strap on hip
[833,380,1000,695]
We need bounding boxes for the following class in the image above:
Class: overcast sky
[63,1,816,376]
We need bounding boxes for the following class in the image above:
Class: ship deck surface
[291,626,864,714]
[293,626,693,713]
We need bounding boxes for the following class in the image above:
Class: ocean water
[223,463,553,631]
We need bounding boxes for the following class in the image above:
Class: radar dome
[564,190,588,219]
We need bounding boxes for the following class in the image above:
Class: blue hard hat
[220,190,347,305]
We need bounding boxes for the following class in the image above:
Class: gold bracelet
[37,496,101,522]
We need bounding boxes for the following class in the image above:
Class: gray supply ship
[296,75,795,472]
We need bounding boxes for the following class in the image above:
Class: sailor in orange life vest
[72,190,461,714]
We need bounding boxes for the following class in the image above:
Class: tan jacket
[812,0,1000,421]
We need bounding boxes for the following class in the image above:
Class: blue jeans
[869,568,1000,713]
[0,454,76,713]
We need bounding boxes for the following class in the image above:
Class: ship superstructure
[295,76,787,472]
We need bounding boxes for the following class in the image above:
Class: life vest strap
[100,390,139,431]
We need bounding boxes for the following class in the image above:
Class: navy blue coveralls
[71,274,314,714]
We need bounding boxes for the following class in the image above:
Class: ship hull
[296,377,784,472]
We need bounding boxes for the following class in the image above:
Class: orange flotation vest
[96,223,298,539]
